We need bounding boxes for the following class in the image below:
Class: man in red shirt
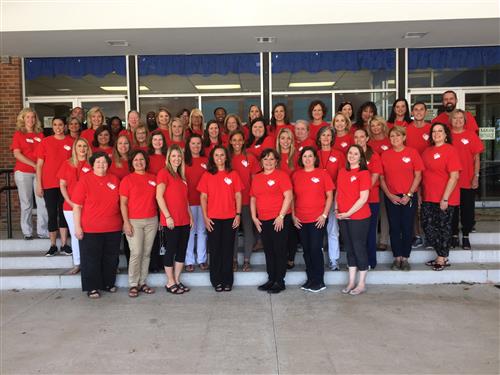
[431,90,479,133]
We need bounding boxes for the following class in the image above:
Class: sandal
[233,260,238,272]
[215,284,224,292]
[433,263,446,271]
[128,287,139,298]
[139,284,155,294]
[185,265,195,272]
[164,284,184,294]
[199,263,209,271]
[87,290,100,299]
[242,261,251,272]
[177,282,190,292]
[104,286,117,293]
[223,285,232,292]
[425,259,451,267]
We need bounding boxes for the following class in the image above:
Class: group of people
[10,89,484,298]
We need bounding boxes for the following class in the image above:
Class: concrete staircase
[1,231,499,290]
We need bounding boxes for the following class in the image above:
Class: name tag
[402,157,411,163]
[148,180,156,187]
[267,179,275,186]
[311,177,320,183]
[351,176,357,182]
[26,138,34,143]
[433,153,441,160]
[64,145,71,151]
[107,182,117,190]
[224,177,233,185]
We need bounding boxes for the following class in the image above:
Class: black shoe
[462,237,471,250]
[267,282,285,294]
[45,246,58,257]
[308,283,327,293]
[451,236,459,248]
[23,235,33,240]
[258,280,274,291]
[61,245,72,256]
[300,280,312,291]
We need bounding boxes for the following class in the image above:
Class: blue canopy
[409,46,500,70]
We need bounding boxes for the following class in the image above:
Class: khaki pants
[126,217,159,287]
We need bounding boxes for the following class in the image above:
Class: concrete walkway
[1,285,499,374]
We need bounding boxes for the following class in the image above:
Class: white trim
[126,55,130,111]
[134,55,139,110]
[21,58,26,107]
[272,88,397,95]
[259,52,264,111]
[404,48,409,101]
[408,86,500,94]
[198,95,202,109]
[139,92,260,98]
[26,95,127,102]
[395,48,399,96]
[268,52,272,116]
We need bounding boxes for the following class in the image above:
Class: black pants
[385,194,418,258]
[162,225,190,267]
[452,188,475,236]
[421,202,456,258]
[299,223,326,285]
[79,231,121,292]
[287,226,299,263]
[339,218,370,271]
[207,218,236,287]
[43,188,67,232]
[261,215,291,285]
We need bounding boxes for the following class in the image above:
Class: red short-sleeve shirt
[336,168,372,220]
[278,152,299,177]
[295,138,316,153]
[317,149,346,185]
[108,158,130,181]
[451,130,484,189]
[381,147,424,195]
[250,169,292,221]
[333,133,354,154]
[148,154,166,175]
[247,136,275,160]
[36,136,74,189]
[57,160,92,211]
[406,122,431,155]
[120,172,158,219]
[231,153,261,205]
[366,151,383,203]
[10,131,44,173]
[80,129,96,144]
[197,170,243,219]
[308,121,329,142]
[185,156,208,206]
[368,138,391,154]
[156,168,190,226]
[432,111,479,133]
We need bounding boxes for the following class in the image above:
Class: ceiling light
[106,40,129,47]
[289,82,335,88]
[56,88,72,92]
[403,32,428,39]
[195,84,241,90]
[100,86,149,91]
[256,37,276,44]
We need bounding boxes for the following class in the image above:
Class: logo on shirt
[350,176,357,182]
[422,134,429,141]
[311,177,320,184]
[148,180,156,187]
[328,156,337,163]
[224,177,233,185]
[381,145,389,151]
[402,157,411,163]
[81,167,90,173]
[340,142,348,148]
[433,153,441,160]
[241,160,249,168]
[200,163,207,169]
[63,145,71,151]
[461,138,470,145]
[267,179,276,186]
[254,144,261,149]
[107,182,117,190]
[298,146,304,151]
[26,138,34,143]
[34,137,41,142]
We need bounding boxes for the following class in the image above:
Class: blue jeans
[384,194,417,258]
[299,223,325,285]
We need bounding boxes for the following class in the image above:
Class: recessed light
[256,37,276,44]
[106,40,129,47]
[289,82,335,88]
[56,88,72,92]
[195,84,241,90]
[403,32,428,39]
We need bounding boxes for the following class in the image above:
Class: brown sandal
[242,260,251,272]
[199,263,209,271]
[139,284,155,294]
[128,287,139,298]
[185,265,195,272]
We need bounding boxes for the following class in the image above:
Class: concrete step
[1,263,498,290]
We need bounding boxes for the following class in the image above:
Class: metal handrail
[0,168,16,238]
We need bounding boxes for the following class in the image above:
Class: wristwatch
[405,192,413,198]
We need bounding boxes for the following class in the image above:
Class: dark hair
[353,127,374,161]
[147,129,168,156]
[52,116,66,125]
[442,90,457,100]
[270,103,290,132]
[213,107,227,116]
[388,98,412,124]
[89,151,112,167]
[248,104,263,122]
[207,146,232,174]
[345,145,368,171]
[92,125,114,148]
[355,101,378,129]
[108,116,123,129]
[308,100,327,120]
[177,108,191,117]
[227,129,247,158]
[259,148,280,164]
[411,101,427,111]
[297,146,319,168]
[429,122,453,146]
[337,101,355,121]
[203,120,223,148]
[184,134,205,166]
[128,149,150,172]
[246,117,269,148]
[315,125,335,149]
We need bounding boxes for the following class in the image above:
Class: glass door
[27,100,74,136]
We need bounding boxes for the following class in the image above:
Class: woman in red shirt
[421,123,461,271]
[67,117,82,140]
[36,117,74,256]
[156,145,193,295]
[120,150,159,297]
[91,125,113,156]
[333,112,354,154]
[118,110,140,143]
[353,101,377,132]
[380,126,424,271]
[336,145,371,295]
[156,107,172,142]
[251,148,293,293]
[186,108,204,138]
[197,146,242,292]
[202,120,222,155]
[294,120,315,152]
[268,103,294,139]
[387,98,411,128]
[133,125,149,151]
[168,117,186,148]
[73,151,122,298]
[354,128,383,269]
[58,138,92,274]
[109,135,131,180]
[80,107,106,144]
[222,114,248,145]
[147,130,167,175]
[246,117,275,159]
[292,147,334,293]
[11,108,48,240]
[338,101,355,123]
[308,100,329,141]
[184,134,209,272]
[450,109,484,250]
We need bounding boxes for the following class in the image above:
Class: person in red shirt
[186,108,204,138]
[406,102,431,155]
[132,124,149,151]
[332,112,354,154]
[67,117,82,140]
[337,101,355,123]
[354,128,383,269]
[380,126,424,271]
[80,106,106,144]
[109,135,131,181]
[268,103,294,140]
[308,100,329,141]
[184,134,209,272]
[156,107,172,142]
[292,147,334,293]
[11,108,48,240]
[432,90,479,133]
[387,98,411,128]
[246,117,275,159]
[202,120,222,155]
[72,151,122,298]
[353,101,377,133]
[91,125,113,156]
[167,117,186,148]
[109,116,124,139]
[197,146,242,292]
[294,119,316,152]
[120,150,159,297]
[156,145,193,295]
[221,114,249,145]
[450,109,484,250]
[229,130,260,272]
[118,110,140,143]
[58,138,92,274]
[251,148,293,293]
[247,104,263,126]
[36,117,74,256]
[177,109,190,130]
[421,123,461,271]
[316,126,345,271]
[147,130,167,175]
[336,145,371,295]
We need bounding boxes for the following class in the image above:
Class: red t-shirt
[156,168,190,226]
[185,156,208,206]
[368,138,391,154]
[158,128,171,144]
[451,130,484,189]
[247,136,275,160]
[406,122,431,154]
[168,139,186,149]
[278,152,299,177]
[308,121,329,142]
[36,136,74,189]
[432,111,479,133]
[119,172,158,219]
[221,127,250,145]
[197,170,243,219]
[366,151,383,203]
[292,168,334,223]
[336,168,372,220]
[295,138,316,153]
[387,120,409,128]
[57,159,92,211]
[80,129,96,144]
[268,124,294,140]
[250,169,292,221]
[10,131,44,173]
[317,149,346,185]
[381,147,424,195]
[148,154,166,175]
[133,145,149,152]
[72,172,122,233]
[118,129,133,143]
[108,159,130,181]
[231,153,261,205]
[421,144,462,206]
[333,133,353,154]
[203,142,219,156]
[92,145,113,157]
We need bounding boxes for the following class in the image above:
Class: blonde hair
[112,134,131,168]
[69,138,92,167]
[16,108,43,133]
[169,117,185,141]
[450,108,467,124]
[388,125,407,138]
[368,115,389,138]
[86,106,106,129]
[332,112,352,132]
[276,127,296,171]
[165,144,185,180]
[189,108,205,132]
[156,107,172,129]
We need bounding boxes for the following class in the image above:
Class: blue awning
[25,56,126,80]
[409,46,500,70]
[139,53,260,76]
[272,49,396,73]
